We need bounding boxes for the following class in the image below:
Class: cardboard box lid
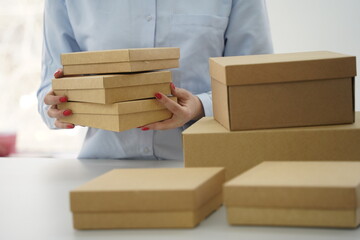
[70,167,225,212]
[224,161,360,210]
[52,71,171,90]
[184,112,360,135]
[58,97,177,115]
[210,51,356,86]
[61,47,180,65]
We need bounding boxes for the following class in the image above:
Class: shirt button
[146,15,153,22]
[144,147,150,154]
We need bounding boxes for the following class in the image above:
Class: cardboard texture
[62,47,180,65]
[73,193,222,229]
[210,51,357,130]
[70,167,225,229]
[61,47,180,75]
[52,71,172,104]
[224,161,360,228]
[63,60,179,75]
[183,113,360,180]
[58,97,177,132]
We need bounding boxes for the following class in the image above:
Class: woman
[37,0,273,159]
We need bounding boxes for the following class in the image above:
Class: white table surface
[0,157,359,240]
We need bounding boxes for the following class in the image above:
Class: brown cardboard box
[62,47,180,75]
[183,113,360,180]
[52,71,172,104]
[58,97,176,132]
[224,161,360,228]
[210,51,357,130]
[70,167,225,229]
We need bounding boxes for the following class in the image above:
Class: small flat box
[58,97,176,132]
[210,51,357,130]
[224,161,360,228]
[70,167,225,229]
[52,71,171,104]
[62,47,180,75]
[183,113,360,180]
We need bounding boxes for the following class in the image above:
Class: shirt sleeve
[196,91,213,117]
[37,0,80,129]
[224,0,273,56]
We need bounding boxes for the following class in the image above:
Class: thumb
[171,83,192,100]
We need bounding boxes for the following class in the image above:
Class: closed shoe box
[224,161,360,228]
[183,113,360,180]
[210,51,356,131]
[58,97,176,132]
[52,71,172,104]
[70,167,225,229]
[62,47,180,75]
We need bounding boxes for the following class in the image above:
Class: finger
[142,118,180,131]
[54,119,75,129]
[155,92,184,115]
[48,106,72,119]
[170,83,191,99]
[44,90,68,105]
[54,68,64,78]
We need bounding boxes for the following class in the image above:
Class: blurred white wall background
[0,0,359,156]
[0,0,84,156]
[267,0,360,109]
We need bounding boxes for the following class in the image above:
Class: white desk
[0,157,359,240]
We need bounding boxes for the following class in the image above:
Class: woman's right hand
[44,68,75,129]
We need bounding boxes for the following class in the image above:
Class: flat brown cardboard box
[224,161,360,228]
[210,51,357,130]
[70,167,225,229]
[62,47,180,75]
[183,113,360,180]
[58,97,176,132]
[52,71,172,104]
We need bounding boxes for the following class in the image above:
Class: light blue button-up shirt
[38,0,273,160]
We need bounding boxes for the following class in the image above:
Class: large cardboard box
[62,47,180,75]
[224,161,360,228]
[70,167,225,229]
[183,113,360,180]
[58,97,176,132]
[52,71,171,104]
[210,51,357,130]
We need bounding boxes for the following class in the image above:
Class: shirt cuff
[196,92,213,117]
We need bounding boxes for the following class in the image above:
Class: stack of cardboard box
[52,48,180,132]
[66,50,359,229]
[184,51,357,179]
[183,51,360,227]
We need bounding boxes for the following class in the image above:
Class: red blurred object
[0,133,16,157]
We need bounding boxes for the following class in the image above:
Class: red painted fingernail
[63,109,72,116]
[59,96,68,103]
[155,93,162,99]
[67,124,74,129]
[141,127,149,131]
[54,70,62,78]
[170,83,176,90]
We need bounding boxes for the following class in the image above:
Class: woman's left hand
[141,83,205,131]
